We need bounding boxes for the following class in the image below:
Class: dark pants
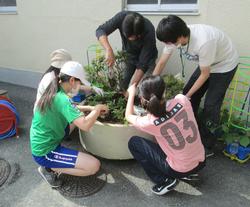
[183,66,237,148]
[120,57,156,91]
[128,136,206,184]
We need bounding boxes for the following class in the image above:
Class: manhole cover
[0,159,11,187]
[58,170,106,198]
[6,163,21,185]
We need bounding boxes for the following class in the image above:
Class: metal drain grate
[58,170,106,198]
[7,163,21,185]
[0,158,11,187]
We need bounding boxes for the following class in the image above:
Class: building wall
[0,0,249,87]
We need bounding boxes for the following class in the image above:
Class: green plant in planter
[162,74,185,100]
[84,51,127,123]
[85,51,127,92]
[220,108,250,147]
[85,92,127,123]
[84,55,185,124]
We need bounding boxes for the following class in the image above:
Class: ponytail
[37,76,59,113]
[147,94,166,117]
[139,75,169,117]
[37,73,74,113]
[42,66,60,79]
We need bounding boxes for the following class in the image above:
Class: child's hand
[105,49,115,67]
[92,86,104,96]
[123,91,128,99]
[127,83,137,96]
[95,104,109,115]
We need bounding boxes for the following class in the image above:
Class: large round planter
[79,121,154,160]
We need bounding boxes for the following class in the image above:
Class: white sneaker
[38,166,62,188]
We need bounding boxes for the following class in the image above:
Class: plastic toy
[0,96,19,139]
[223,143,250,163]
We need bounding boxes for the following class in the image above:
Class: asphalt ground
[0,81,249,207]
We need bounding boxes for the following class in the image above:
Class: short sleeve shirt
[30,88,83,156]
[163,24,238,73]
[133,94,205,172]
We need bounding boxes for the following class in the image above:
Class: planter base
[79,121,154,160]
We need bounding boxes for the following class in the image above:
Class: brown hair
[37,74,72,113]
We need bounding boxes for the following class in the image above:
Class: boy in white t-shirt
[153,15,238,154]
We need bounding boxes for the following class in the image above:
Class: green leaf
[163,74,184,100]
[223,134,234,144]
[84,51,128,123]
[222,124,229,133]
[239,136,250,147]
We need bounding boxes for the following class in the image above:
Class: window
[124,0,198,14]
[0,0,17,13]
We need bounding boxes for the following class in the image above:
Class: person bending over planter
[153,15,238,156]
[96,11,158,91]
[125,75,205,195]
[30,61,108,188]
[33,49,104,114]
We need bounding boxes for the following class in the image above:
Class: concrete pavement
[0,81,249,207]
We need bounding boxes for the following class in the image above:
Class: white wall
[0,0,122,74]
[146,0,250,78]
[0,0,250,86]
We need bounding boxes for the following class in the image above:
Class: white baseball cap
[60,61,91,86]
[50,49,72,68]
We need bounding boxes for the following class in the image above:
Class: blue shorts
[32,145,79,168]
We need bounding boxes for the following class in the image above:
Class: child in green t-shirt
[30,61,108,188]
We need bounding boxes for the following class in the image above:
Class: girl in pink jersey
[125,75,205,195]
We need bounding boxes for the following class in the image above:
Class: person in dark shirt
[96,11,158,92]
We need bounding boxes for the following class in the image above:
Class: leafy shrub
[84,51,127,123]
[84,54,186,124]
[85,51,126,92]
[163,74,185,100]
[220,109,250,147]
[84,92,127,123]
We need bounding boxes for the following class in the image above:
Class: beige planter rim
[79,121,153,160]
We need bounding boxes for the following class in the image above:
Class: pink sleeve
[133,116,152,133]
[175,94,189,105]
